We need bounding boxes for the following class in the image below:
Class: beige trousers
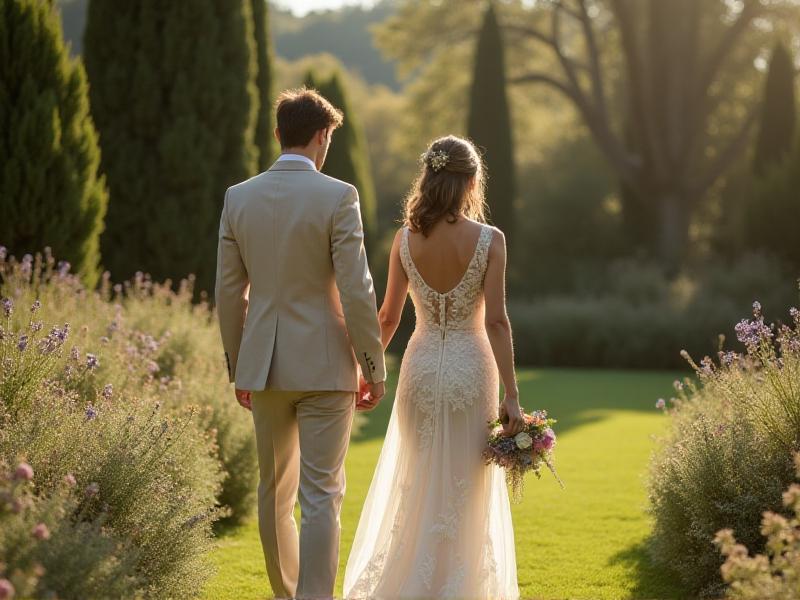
[251,389,355,600]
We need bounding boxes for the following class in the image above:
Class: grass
[202,366,687,600]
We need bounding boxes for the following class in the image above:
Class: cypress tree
[753,42,796,177]
[746,41,797,259]
[251,0,275,171]
[0,0,108,287]
[315,71,378,243]
[84,1,258,292]
[467,2,515,244]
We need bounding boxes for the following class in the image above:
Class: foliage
[714,453,800,600]
[378,0,800,267]
[0,259,228,597]
[83,0,259,293]
[747,134,800,268]
[752,41,796,177]
[0,461,141,600]
[251,0,276,171]
[467,3,516,244]
[648,300,800,596]
[0,248,257,528]
[0,0,107,288]
[313,70,378,244]
[505,255,797,369]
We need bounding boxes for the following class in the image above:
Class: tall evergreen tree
[251,0,275,171]
[0,0,108,287]
[315,71,378,244]
[84,1,259,292]
[746,41,798,262]
[753,41,796,176]
[466,2,515,244]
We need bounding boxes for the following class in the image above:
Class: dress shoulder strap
[474,224,494,275]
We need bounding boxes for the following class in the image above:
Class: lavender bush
[0,248,246,597]
[648,298,800,597]
[0,248,257,525]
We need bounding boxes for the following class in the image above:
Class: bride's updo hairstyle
[403,135,487,237]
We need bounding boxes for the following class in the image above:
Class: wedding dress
[344,224,519,600]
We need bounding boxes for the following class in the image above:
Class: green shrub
[0,248,257,526]
[0,461,141,600]
[714,453,800,600]
[0,283,224,598]
[505,254,798,369]
[647,301,800,597]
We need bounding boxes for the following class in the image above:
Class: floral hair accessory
[423,148,449,172]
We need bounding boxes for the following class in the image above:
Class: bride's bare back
[406,218,485,294]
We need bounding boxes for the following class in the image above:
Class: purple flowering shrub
[1,250,232,597]
[0,247,257,525]
[0,461,140,599]
[713,453,800,600]
[648,299,800,597]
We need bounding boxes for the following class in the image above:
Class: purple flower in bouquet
[86,353,99,370]
[102,383,113,400]
[85,405,98,420]
[17,334,28,352]
[655,398,666,410]
[2,297,12,318]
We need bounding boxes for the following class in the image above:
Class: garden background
[2,0,800,598]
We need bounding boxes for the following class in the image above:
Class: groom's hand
[356,380,385,412]
[235,388,252,411]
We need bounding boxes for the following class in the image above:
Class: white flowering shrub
[714,453,800,600]
[648,300,800,597]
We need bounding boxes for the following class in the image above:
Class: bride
[344,135,523,599]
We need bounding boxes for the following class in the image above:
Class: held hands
[500,393,524,437]
[356,372,385,412]
[235,388,252,411]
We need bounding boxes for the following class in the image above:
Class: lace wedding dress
[344,224,519,600]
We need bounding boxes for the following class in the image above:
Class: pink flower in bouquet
[534,428,556,451]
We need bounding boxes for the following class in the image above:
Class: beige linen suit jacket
[215,159,386,392]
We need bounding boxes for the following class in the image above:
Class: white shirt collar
[277,153,317,170]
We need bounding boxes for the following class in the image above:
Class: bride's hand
[500,395,524,437]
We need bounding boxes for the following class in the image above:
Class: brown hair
[403,135,487,236]
[275,87,344,148]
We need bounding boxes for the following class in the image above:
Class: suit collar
[268,157,317,172]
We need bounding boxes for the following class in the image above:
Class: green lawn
[202,367,686,600]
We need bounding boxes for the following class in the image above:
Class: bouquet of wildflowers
[483,410,564,502]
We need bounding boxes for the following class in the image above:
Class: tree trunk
[656,193,691,272]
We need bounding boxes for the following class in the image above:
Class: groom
[215,87,386,600]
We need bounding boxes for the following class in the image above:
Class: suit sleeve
[331,186,386,383]
[215,188,249,384]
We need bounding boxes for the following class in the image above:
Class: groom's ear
[274,127,281,146]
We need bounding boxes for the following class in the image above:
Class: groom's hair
[275,88,344,148]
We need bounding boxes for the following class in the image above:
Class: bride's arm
[484,228,524,435]
[377,229,408,350]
